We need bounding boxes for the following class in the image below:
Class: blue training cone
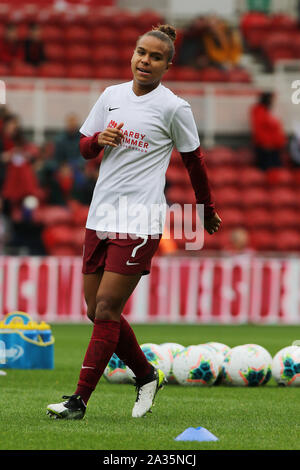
[174,427,219,442]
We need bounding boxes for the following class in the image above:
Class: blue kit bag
[0,311,54,369]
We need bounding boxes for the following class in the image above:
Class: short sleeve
[170,99,200,152]
[79,89,108,137]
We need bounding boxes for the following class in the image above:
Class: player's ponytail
[141,24,177,62]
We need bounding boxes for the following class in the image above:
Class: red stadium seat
[93,65,121,79]
[240,11,271,37]
[269,14,298,32]
[244,207,273,230]
[38,63,66,78]
[45,43,65,62]
[90,27,115,45]
[274,229,300,251]
[11,62,36,77]
[264,33,293,50]
[66,64,93,79]
[92,46,119,65]
[205,146,237,167]
[244,29,270,49]
[166,165,190,186]
[33,206,73,226]
[292,34,300,58]
[267,49,295,64]
[119,65,134,80]
[47,245,78,256]
[136,10,164,32]
[238,167,266,187]
[119,46,135,65]
[218,208,246,228]
[112,12,138,29]
[41,25,63,43]
[64,25,90,43]
[227,68,252,83]
[165,186,195,205]
[235,148,255,167]
[293,168,300,186]
[173,67,202,82]
[250,229,276,251]
[0,63,10,76]
[268,187,298,208]
[266,168,294,186]
[199,67,228,82]
[213,186,241,208]
[209,167,240,188]
[271,208,300,229]
[65,44,91,63]
[239,187,270,208]
[119,27,141,45]
[70,204,89,227]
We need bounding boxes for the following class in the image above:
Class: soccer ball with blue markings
[223,344,272,386]
[104,353,134,384]
[272,346,300,386]
[140,343,171,377]
[172,345,219,386]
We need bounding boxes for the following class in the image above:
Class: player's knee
[95,294,121,321]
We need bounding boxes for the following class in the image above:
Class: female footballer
[46,24,221,420]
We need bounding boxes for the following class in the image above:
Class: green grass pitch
[1,323,300,450]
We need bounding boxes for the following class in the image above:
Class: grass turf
[1,324,300,450]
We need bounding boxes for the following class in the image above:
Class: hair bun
[153,24,176,43]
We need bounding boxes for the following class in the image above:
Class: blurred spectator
[177,16,243,70]
[250,92,286,171]
[71,161,99,205]
[53,113,83,169]
[0,24,24,66]
[203,16,243,70]
[23,23,46,67]
[1,140,42,210]
[289,122,300,167]
[176,17,209,68]
[224,227,253,254]
[0,114,23,152]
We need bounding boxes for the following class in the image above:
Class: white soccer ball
[272,346,300,386]
[206,342,231,357]
[223,344,272,386]
[104,353,134,384]
[160,342,185,383]
[198,344,224,375]
[172,345,219,386]
[140,343,171,377]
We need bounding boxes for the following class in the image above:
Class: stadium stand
[1,1,300,255]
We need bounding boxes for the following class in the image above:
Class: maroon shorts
[82,229,162,276]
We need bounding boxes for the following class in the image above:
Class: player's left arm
[180,146,221,235]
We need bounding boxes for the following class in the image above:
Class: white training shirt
[80,80,200,235]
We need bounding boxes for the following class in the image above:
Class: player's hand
[98,122,124,147]
[204,212,222,235]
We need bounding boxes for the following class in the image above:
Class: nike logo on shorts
[108,107,120,111]
[126,261,140,266]
[81,366,95,370]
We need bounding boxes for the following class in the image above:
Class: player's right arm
[79,123,124,160]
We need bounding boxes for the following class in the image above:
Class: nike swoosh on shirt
[126,261,140,266]
[108,107,120,111]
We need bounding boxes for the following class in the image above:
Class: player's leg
[47,271,142,419]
